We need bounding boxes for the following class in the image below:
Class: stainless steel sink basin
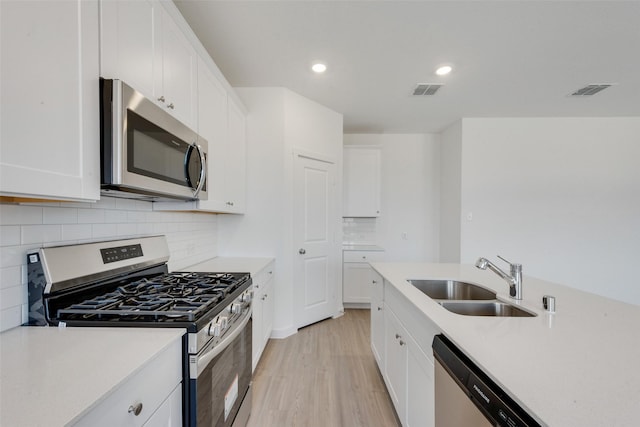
[407,279,497,300]
[438,301,536,317]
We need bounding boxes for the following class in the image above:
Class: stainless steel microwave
[100,79,207,201]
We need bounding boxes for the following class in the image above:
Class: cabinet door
[384,308,407,423]
[158,7,197,128]
[100,0,159,100]
[142,384,182,427]
[0,0,100,202]
[343,147,381,217]
[225,98,247,213]
[343,262,372,303]
[196,57,229,212]
[370,272,385,370]
[406,338,435,427]
[251,284,264,372]
[261,273,275,344]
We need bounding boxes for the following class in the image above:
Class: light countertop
[342,244,385,251]
[0,326,184,427]
[179,256,274,276]
[370,262,640,427]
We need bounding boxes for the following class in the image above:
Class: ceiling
[174,1,640,134]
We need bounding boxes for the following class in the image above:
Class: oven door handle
[195,308,251,378]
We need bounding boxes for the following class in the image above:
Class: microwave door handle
[193,143,206,198]
[185,143,206,198]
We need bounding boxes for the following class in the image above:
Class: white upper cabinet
[100,0,197,129]
[225,97,247,213]
[343,146,381,217]
[155,58,247,214]
[196,57,229,212]
[0,0,100,202]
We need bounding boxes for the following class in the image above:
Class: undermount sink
[407,279,496,300]
[407,279,537,317]
[438,301,536,317]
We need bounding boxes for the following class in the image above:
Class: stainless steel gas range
[27,235,252,427]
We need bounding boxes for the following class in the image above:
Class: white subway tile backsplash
[21,225,62,245]
[0,204,42,225]
[0,196,219,331]
[43,207,78,224]
[92,197,116,209]
[62,224,93,241]
[104,209,127,224]
[78,208,105,224]
[0,266,22,289]
[1,285,24,310]
[92,223,118,238]
[0,226,21,247]
[1,305,22,330]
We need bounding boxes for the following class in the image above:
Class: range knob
[208,316,228,337]
[240,292,252,303]
[229,303,243,314]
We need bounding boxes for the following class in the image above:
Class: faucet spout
[475,256,523,300]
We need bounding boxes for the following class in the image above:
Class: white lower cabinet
[252,260,275,371]
[370,270,385,368]
[72,337,183,427]
[384,308,408,421]
[343,249,385,304]
[375,279,438,427]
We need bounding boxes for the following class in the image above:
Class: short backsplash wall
[0,197,218,332]
[342,217,378,245]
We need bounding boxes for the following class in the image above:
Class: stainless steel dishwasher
[432,335,541,427]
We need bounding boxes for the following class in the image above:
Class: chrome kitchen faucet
[475,256,523,300]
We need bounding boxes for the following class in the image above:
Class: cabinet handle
[377,306,382,311]
[269,271,273,275]
[372,280,377,284]
[399,340,405,346]
[167,103,175,110]
[157,96,165,103]
[262,294,267,300]
[395,333,401,339]
[362,256,367,259]
[128,402,143,416]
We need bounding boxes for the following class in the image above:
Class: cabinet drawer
[72,339,182,427]
[343,250,385,263]
[252,261,275,291]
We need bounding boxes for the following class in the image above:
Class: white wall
[218,87,343,338]
[439,121,462,262]
[344,134,440,262]
[0,197,218,331]
[459,117,640,304]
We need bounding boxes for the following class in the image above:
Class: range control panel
[100,244,144,264]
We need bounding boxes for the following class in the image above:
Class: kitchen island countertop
[371,262,640,427]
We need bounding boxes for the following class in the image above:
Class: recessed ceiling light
[435,65,453,76]
[312,63,327,73]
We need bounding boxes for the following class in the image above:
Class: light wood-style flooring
[246,309,400,427]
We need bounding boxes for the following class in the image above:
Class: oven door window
[127,109,191,187]
[195,318,252,427]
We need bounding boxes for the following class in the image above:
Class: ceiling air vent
[412,83,443,96]
[569,84,614,97]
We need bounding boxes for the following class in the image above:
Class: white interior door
[293,153,337,329]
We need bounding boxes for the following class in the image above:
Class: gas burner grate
[56,272,249,323]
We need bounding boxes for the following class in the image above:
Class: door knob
[299,248,306,254]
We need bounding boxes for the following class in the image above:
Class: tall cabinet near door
[343,146,381,217]
[100,0,197,128]
[0,0,100,202]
